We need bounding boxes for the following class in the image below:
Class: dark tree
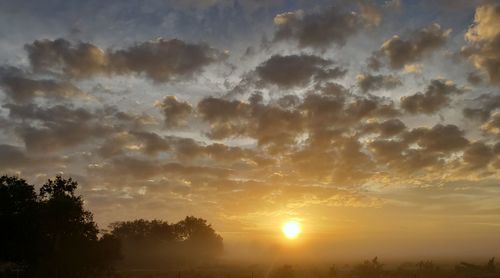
[110,219,175,241]
[0,175,121,277]
[271,265,295,278]
[354,257,384,277]
[110,216,223,269]
[36,176,105,277]
[174,216,224,258]
[0,176,39,267]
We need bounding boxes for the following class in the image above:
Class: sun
[282,221,301,239]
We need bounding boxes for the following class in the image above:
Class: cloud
[481,111,500,134]
[356,73,402,92]
[97,131,171,158]
[467,71,484,85]
[463,93,500,122]
[4,103,151,153]
[463,142,494,170]
[273,6,368,49]
[0,144,31,169]
[465,4,500,42]
[256,54,346,88]
[403,124,469,153]
[156,96,193,128]
[462,4,500,84]
[0,67,86,103]
[400,79,464,114]
[362,118,406,137]
[371,23,451,70]
[273,10,304,25]
[0,144,66,173]
[90,156,232,180]
[358,1,383,27]
[197,96,304,149]
[25,38,226,82]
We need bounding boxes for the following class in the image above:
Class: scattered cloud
[371,23,451,70]
[400,79,464,114]
[356,73,402,92]
[25,38,226,82]
[462,4,500,84]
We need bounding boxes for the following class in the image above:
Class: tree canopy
[0,174,223,276]
[110,216,223,269]
[0,175,121,277]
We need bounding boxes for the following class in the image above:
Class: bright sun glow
[282,221,301,239]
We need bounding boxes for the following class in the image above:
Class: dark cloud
[463,142,494,169]
[276,94,301,108]
[400,79,464,114]
[156,96,193,128]
[97,131,171,158]
[0,144,31,168]
[356,73,402,93]
[4,103,151,153]
[403,124,469,153]
[463,93,500,123]
[131,131,171,155]
[368,137,448,174]
[25,39,107,78]
[90,156,232,180]
[467,72,484,85]
[362,119,406,137]
[371,23,450,70]
[300,84,400,132]
[462,4,500,85]
[25,38,226,82]
[168,137,273,166]
[198,96,304,149]
[273,6,368,49]
[256,54,346,88]
[0,144,66,173]
[368,139,406,164]
[0,68,86,103]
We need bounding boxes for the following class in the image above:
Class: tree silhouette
[0,175,120,277]
[110,216,223,269]
[174,216,223,258]
[0,176,39,267]
[1,174,224,275]
[354,256,384,277]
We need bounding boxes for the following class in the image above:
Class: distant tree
[416,260,439,271]
[354,257,383,277]
[328,264,338,277]
[271,265,295,278]
[485,257,496,273]
[110,219,175,241]
[110,216,223,268]
[0,175,121,277]
[174,216,224,257]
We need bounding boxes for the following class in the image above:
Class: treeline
[0,175,223,277]
[110,218,223,270]
[268,257,498,278]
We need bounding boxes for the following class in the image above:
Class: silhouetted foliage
[354,257,384,277]
[110,216,223,269]
[0,176,39,267]
[455,257,497,276]
[270,265,295,278]
[328,264,338,277]
[0,175,120,277]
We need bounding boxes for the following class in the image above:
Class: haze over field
[1,0,500,264]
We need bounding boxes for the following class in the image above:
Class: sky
[1,0,500,261]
